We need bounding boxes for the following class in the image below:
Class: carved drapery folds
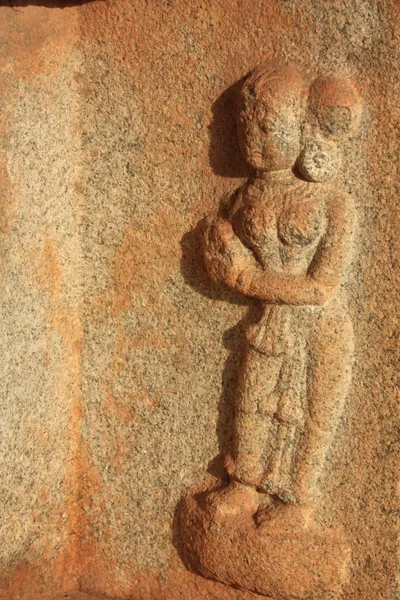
[179,61,362,599]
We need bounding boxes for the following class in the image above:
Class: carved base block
[179,488,350,600]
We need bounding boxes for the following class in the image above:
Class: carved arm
[236,193,355,305]
[204,193,355,306]
[203,216,259,289]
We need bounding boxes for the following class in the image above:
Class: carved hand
[204,217,333,305]
[203,217,258,288]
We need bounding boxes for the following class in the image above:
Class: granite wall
[0,1,398,599]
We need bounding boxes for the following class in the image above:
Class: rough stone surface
[0,1,399,599]
[180,487,351,599]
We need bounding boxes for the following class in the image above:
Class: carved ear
[309,77,362,140]
[296,137,342,182]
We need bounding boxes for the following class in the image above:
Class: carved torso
[230,176,327,276]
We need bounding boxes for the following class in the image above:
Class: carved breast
[278,192,324,248]
[231,181,326,268]
[236,187,276,249]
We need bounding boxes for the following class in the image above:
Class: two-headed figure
[204,62,362,524]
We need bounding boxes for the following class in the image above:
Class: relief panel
[179,61,362,600]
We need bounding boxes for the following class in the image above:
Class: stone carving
[179,62,362,599]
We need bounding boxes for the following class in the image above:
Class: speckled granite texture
[0,1,398,599]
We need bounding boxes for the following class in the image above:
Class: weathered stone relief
[179,62,362,599]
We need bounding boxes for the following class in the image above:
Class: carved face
[238,96,301,171]
[237,66,305,172]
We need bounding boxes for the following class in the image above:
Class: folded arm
[203,193,355,306]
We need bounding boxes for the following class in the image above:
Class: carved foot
[257,500,315,531]
[204,481,261,523]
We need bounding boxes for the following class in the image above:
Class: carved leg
[227,347,283,488]
[261,350,306,502]
[263,422,299,503]
[296,310,354,505]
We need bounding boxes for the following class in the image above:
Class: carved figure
[179,62,362,598]
[204,65,361,518]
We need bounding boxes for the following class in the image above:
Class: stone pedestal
[180,487,350,599]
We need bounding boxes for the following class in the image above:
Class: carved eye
[238,111,248,127]
[258,106,280,135]
[259,117,274,134]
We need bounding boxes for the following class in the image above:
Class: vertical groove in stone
[0,6,83,597]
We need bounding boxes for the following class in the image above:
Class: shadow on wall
[0,0,97,7]
[179,77,251,306]
[208,77,249,179]
[179,77,260,482]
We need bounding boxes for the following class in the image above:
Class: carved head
[297,77,362,182]
[237,63,307,172]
